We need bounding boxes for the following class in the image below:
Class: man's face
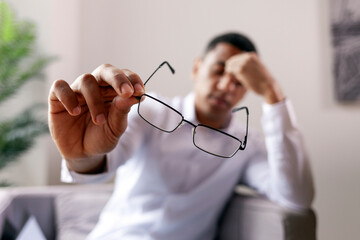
[192,43,247,125]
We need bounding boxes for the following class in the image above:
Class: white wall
[2,0,360,239]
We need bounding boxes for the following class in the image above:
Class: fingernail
[95,113,105,124]
[120,83,133,96]
[134,83,144,94]
[72,106,81,115]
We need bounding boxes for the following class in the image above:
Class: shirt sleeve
[60,105,147,184]
[60,157,115,184]
[241,99,315,210]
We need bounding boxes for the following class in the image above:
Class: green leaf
[0,56,54,103]
[0,105,48,169]
[0,180,12,187]
[0,1,54,176]
[0,1,16,43]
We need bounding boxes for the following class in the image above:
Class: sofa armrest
[0,184,113,240]
[0,189,57,240]
[217,191,317,240]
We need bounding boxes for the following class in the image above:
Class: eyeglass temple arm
[232,106,249,150]
[136,61,175,102]
[143,61,175,86]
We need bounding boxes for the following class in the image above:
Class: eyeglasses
[135,61,249,158]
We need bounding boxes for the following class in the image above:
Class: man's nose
[217,73,236,92]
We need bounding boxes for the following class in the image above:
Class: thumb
[107,95,139,137]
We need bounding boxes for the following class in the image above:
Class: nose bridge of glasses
[181,119,197,128]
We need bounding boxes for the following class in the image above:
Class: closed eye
[234,81,243,87]
[212,67,225,76]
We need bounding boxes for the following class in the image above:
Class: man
[49,32,314,239]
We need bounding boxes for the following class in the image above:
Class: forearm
[262,100,314,209]
[265,132,314,209]
[263,81,285,105]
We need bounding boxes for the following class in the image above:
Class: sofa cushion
[55,185,113,240]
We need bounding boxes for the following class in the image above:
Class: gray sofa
[0,184,316,240]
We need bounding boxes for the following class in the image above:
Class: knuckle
[52,79,68,90]
[113,71,126,79]
[128,72,141,82]
[112,72,127,85]
[244,53,252,61]
[79,73,96,86]
[248,53,257,62]
[98,63,113,71]
[82,73,95,80]
[49,79,73,102]
[122,69,141,83]
[51,79,70,98]
[92,63,113,76]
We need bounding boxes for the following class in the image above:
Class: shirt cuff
[261,99,298,135]
[60,157,114,184]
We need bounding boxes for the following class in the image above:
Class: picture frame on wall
[331,0,360,101]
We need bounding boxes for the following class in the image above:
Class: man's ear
[191,58,202,82]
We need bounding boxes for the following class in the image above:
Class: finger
[49,79,81,116]
[72,73,106,125]
[91,64,137,98]
[99,86,118,103]
[121,69,145,96]
[225,64,251,91]
[107,95,140,137]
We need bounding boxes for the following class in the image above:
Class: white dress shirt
[61,92,314,240]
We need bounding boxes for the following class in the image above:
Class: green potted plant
[0,1,53,186]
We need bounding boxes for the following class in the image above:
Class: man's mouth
[208,95,231,109]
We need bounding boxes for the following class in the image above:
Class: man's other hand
[225,53,285,104]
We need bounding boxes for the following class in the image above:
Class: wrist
[65,154,107,174]
[263,83,285,104]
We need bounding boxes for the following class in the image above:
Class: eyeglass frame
[135,61,249,158]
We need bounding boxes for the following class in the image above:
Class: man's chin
[207,104,231,117]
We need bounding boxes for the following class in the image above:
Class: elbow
[279,185,315,211]
[269,180,315,211]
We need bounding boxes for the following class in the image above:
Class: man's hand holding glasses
[48,64,145,173]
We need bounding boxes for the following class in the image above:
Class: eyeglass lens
[138,95,183,133]
[193,125,241,157]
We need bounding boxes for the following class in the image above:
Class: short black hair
[204,32,257,55]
